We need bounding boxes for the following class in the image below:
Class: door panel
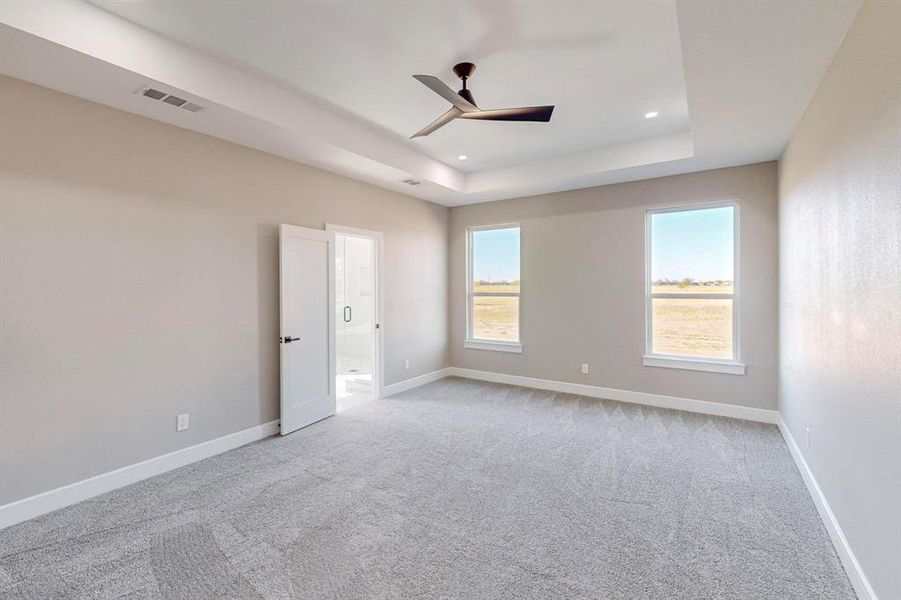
[279,224,335,435]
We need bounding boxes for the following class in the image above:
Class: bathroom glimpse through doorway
[327,224,383,412]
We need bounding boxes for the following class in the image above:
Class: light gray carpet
[1,377,855,599]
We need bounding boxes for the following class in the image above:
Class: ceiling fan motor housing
[453,62,476,80]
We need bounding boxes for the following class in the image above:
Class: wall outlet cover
[177,413,189,432]
[581,363,590,374]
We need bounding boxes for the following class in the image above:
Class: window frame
[464,223,523,353]
[643,201,745,375]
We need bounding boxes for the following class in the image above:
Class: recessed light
[645,111,659,119]
[458,154,468,161]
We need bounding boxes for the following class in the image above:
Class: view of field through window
[470,227,520,342]
[651,293,733,358]
[649,205,735,359]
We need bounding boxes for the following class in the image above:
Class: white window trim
[465,223,522,353]
[641,355,746,375]
[643,201,745,375]
[463,340,524,353]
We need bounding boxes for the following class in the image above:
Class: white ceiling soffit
[0,0,861,207]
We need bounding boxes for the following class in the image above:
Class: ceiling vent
[162,94,187,107]
[400,178,422,186]
[142,88,167,100]
[138,86,205,113]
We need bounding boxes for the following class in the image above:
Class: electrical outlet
[404,359,410,370]
[581,363,590,375]
[805,427,811,448]
[177,413,189,432]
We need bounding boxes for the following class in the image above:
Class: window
[465,224,522,353]
[644,203,744,374]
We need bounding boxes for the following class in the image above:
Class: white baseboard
[0,420,280,530]
[447,367,779,424]
[381,367,452,397]
[778,419,877,600]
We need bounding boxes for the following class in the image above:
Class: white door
[279,224,336,435]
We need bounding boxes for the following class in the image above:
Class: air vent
[142,88,167,100]
[162,95,187,107]
[137,86,205,113]
[401,178,422,186]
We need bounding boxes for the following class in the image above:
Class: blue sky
[471,210,732,283]
[651,206,734,281]
[473,227,520,281]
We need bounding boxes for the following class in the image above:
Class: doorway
[328,224,382,412]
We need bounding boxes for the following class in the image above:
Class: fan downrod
[453,62,477,105]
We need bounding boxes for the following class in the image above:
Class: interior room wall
[777,1,901,597]
[449,162,779,411]
[0,76,449,505]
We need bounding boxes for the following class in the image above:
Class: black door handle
[343,305,352,323]
[281,336,300,344]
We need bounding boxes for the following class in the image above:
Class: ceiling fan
[411,62,555,138]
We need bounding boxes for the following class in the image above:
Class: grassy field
[472,281,519,341]
[471,282,733,357]
[651,283,733,358]
[473,282,520,293]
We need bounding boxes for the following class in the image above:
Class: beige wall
[449,162,778,410]
[778,1,901,597]
[0,76,449,504]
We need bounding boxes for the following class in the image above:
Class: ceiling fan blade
[410,107,463,138]
[412,75,479,113]
[458,105,555,122]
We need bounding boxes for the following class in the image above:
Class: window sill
[464,340,523,354]
[642,355,746,375]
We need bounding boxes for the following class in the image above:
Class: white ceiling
[88,0,691,174]
[0,0,861,206]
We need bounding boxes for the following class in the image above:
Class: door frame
[326,223,385,400]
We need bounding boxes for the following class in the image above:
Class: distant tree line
[477,279,521,286]
[653,278,733,288]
